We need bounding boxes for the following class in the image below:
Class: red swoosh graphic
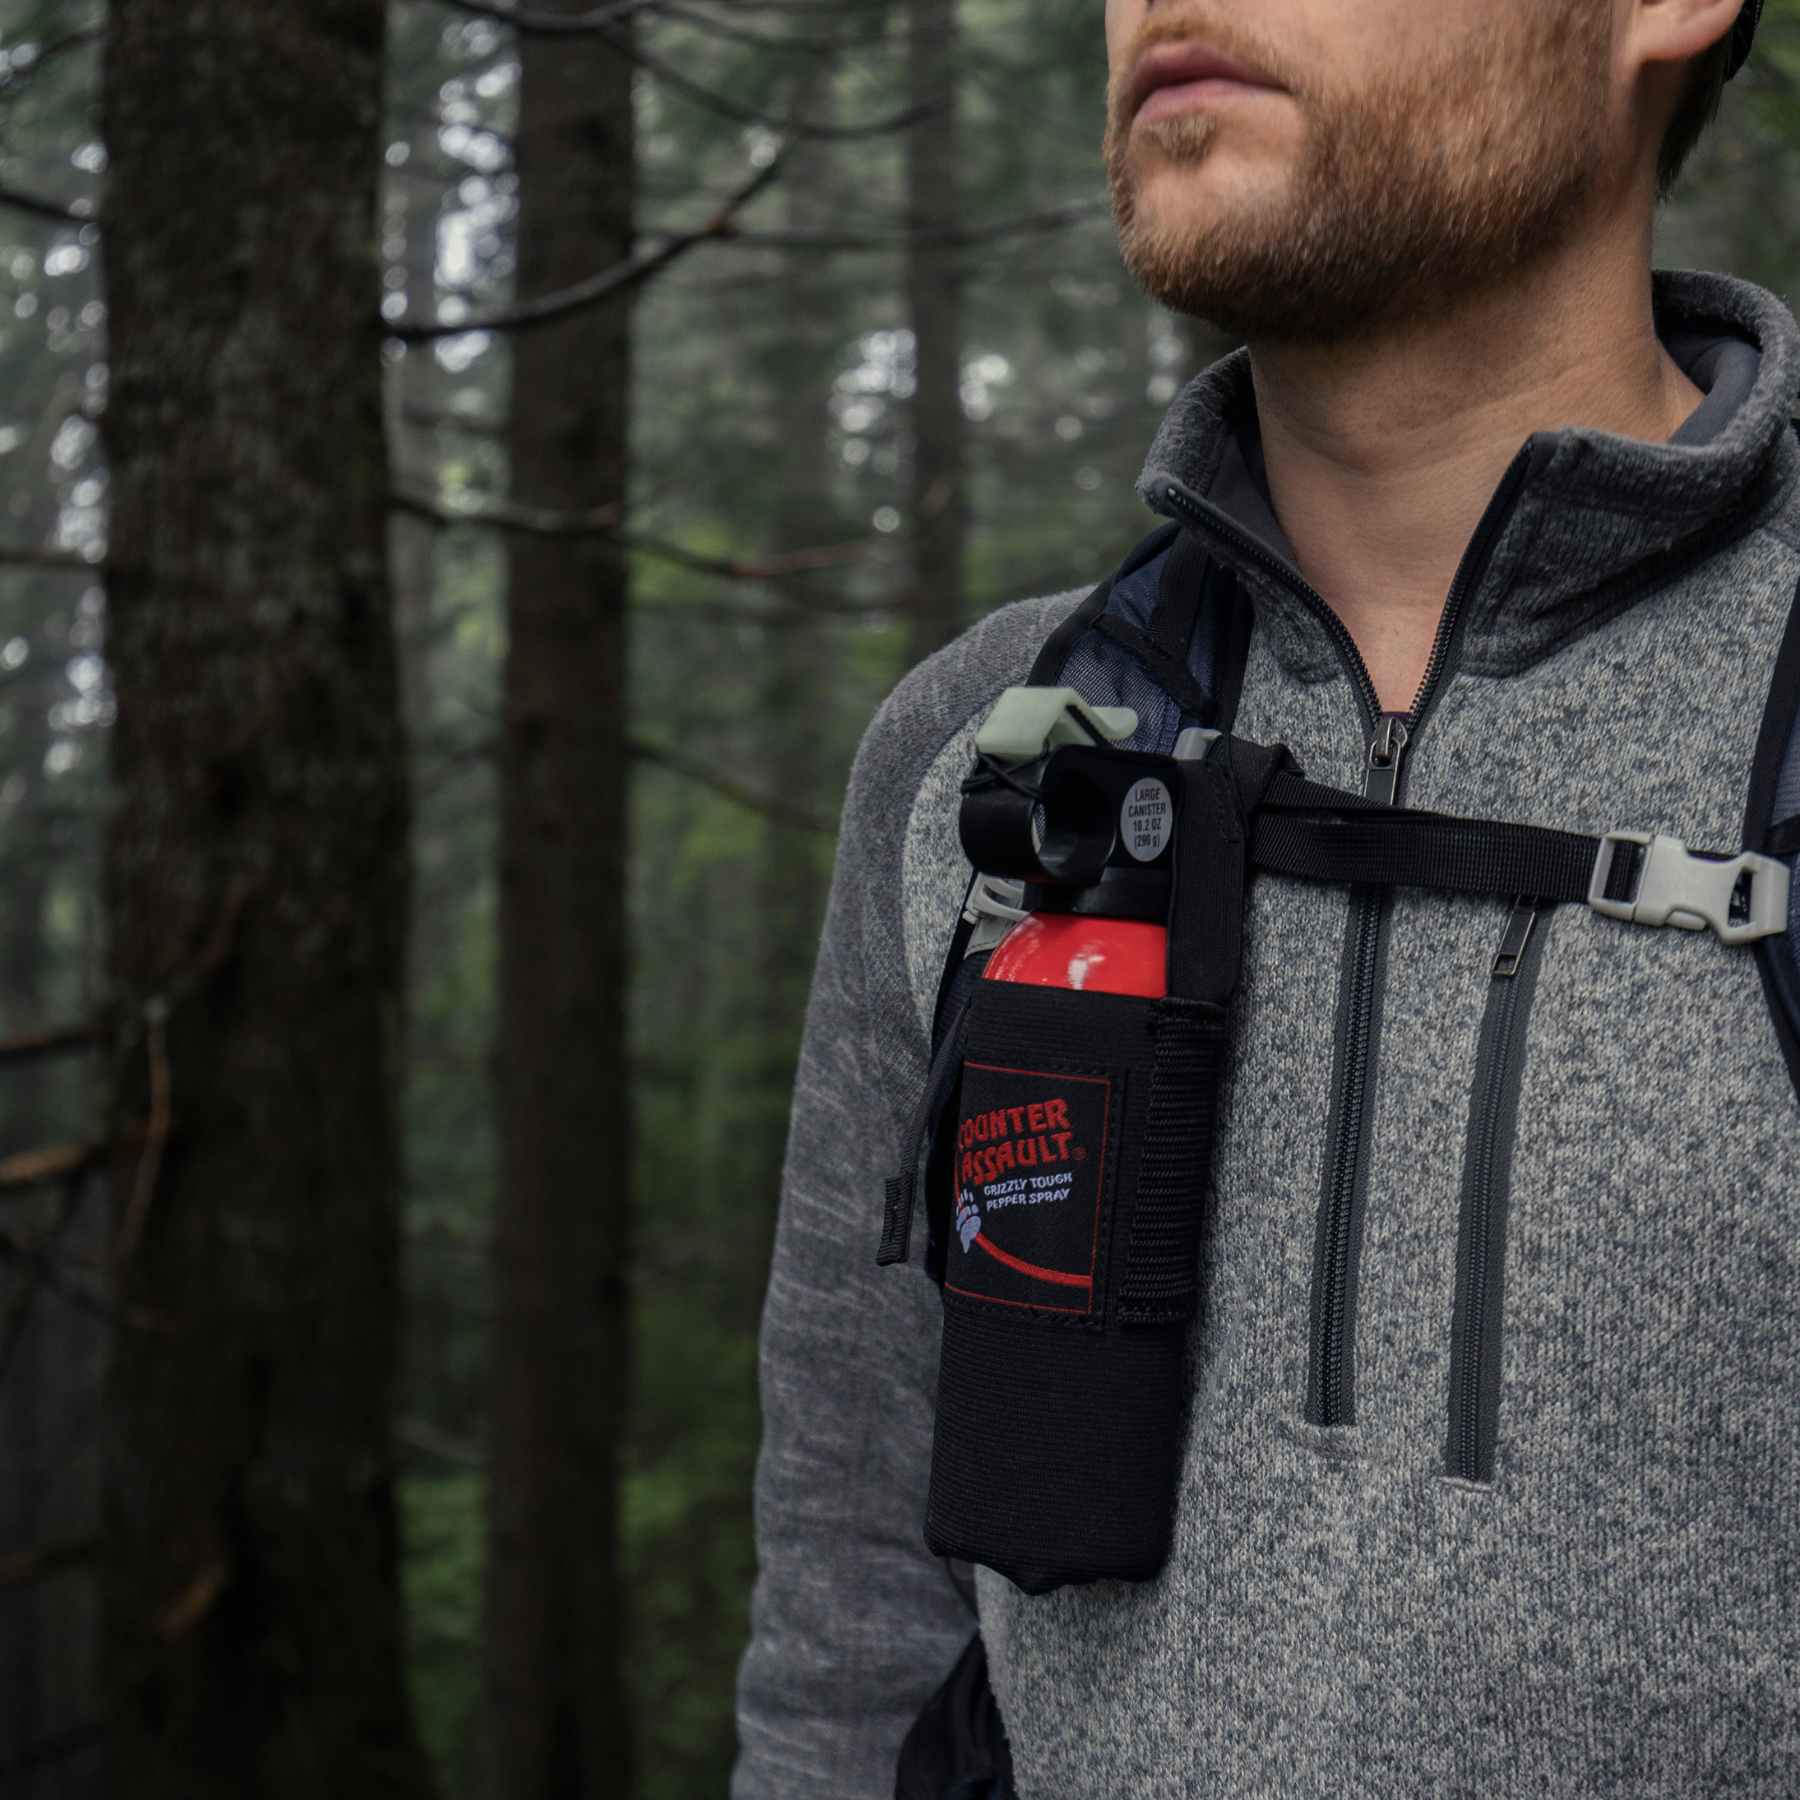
[972,1232,1092,1289]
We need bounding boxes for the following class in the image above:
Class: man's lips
[1127,42,1284,122]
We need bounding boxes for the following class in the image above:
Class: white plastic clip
[973,687,1137,763]
[1588,830,1789,945]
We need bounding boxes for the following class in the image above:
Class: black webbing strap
[1171,740,1301,1002]
[1117,995,1228,1325]
[1248,766,1603,904]
[877,967,980,1268]
[1768,814,1800,858]
[1117,737,1296,1326]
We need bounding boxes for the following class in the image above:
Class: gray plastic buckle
[963,874,1029,956]
[1587,830,1790,944]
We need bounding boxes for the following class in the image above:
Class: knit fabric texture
[730,266,1800,1799]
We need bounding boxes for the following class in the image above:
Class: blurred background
[0,1,1794,1795]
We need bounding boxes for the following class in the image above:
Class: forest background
[0,1,1795,1796]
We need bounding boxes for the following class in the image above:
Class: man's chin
[1117,239,1397,348]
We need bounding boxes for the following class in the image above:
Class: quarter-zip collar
[1133,269,1800,687]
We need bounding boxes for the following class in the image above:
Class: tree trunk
[481,0,636,1792]
[97,4,432,1794]
[745,60,839,1318]
[0,644,55,1793]
[905,0,970,666]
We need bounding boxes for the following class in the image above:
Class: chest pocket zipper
[1444,897,1556,1484]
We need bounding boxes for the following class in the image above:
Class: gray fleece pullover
[731,267,1800,1798]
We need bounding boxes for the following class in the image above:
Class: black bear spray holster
[918,733,1295,1595]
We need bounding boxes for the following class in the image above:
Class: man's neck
[1247,212,1706,714]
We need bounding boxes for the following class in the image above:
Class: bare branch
[391,487,873,581]
[0,1141,102,1197]
[630,736,835,834]
[416,731,838,831]
[428,0,658,33]
[649,0,889,54]
[0,1148,96,1389]
[0,1535,99,1591]
[0,182,92,223]
[637,594,897,626]
[0,541,96,572]
[0,1227,174,1333]
[0,1021,104,1066]
[389,134,794,340]
[398,1416,485,1468]
[0,22,103,121]
[678,196,1115,254]
[418,0,939,138]
[106,869,261,1281]
[396,404,506,438]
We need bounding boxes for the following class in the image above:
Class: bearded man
[733,2,1799,1794]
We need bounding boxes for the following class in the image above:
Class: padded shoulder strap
[1743,418,1800,1102]
[1039,523,1255,753]
[1024,522,1176,686]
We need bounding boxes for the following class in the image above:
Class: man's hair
[1656,29,1735,202]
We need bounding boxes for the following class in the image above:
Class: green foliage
[400,1473,486,1789]
[623,1298,762,1800]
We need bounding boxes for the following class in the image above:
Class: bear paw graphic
[954,1188,981,1252]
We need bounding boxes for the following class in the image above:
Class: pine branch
[0,1534,100,1590]
[416,731,837,831]
[629,736,835,834]
[0,1021,104,1066]
[398,1416,485,1467]
[0,182,92,224]
[391,487,872,580]
[677,196,1114,254]
[649,0,889,54]
[0,1227,173,1333]
[418,0,939,138]
[388,134,793,340]
[428,0,658,32]
[0,1141,103,1196]
[0,541,95,572]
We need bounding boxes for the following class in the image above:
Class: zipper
[1154,447,1540,1428]
[1445,898,1554,1482]
[1149,449,1535,740]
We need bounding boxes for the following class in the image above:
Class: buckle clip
[1588,830,1790,945]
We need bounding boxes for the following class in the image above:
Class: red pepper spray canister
[975,724,1217,1001]
[982,911,1167,998]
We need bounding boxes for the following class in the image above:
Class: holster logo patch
[945,1060,1111,1316]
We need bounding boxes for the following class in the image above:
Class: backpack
[882,420,1800,1797]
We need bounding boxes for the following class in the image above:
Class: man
[734,0,1800,1793]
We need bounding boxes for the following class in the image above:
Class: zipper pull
[1363,713,1411,805]
[1492,897,1540,978]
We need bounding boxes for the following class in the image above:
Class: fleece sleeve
[729,588,1090,1799]
[727,670,979,1800]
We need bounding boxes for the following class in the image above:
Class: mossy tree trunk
[97,3,433,1794]
[481,3,636,1794]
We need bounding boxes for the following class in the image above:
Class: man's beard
[1103,5,1616,345]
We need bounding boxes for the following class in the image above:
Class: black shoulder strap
[1740,419,1800,1104]
[1023,521,1177,687]
[1088,528,1223,723]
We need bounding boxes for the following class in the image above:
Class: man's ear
[1623,0,1744,70]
